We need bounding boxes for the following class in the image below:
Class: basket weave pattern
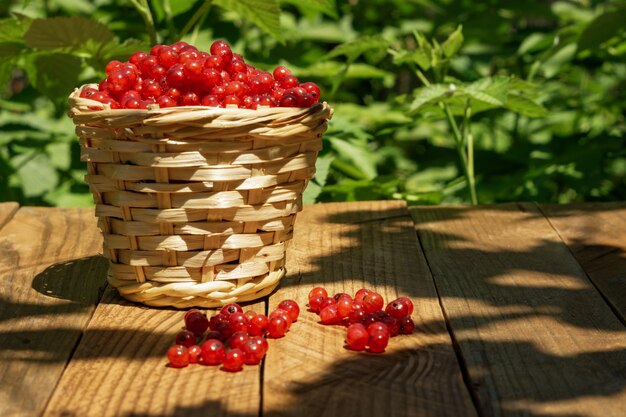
[69,85,332,308]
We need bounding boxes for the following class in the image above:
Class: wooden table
[1,201,625,417]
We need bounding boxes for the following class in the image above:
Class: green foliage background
[0,0,625,207]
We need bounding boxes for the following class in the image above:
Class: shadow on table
[1,202,625,417]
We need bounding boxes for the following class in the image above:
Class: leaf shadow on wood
[31,255,109,304]
[278,203,626,416]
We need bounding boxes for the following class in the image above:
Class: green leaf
[46,142,72,170]
[170,0,199,16]
[0,42,23,59]
[542,43,577,78]
[214,0,283,42]
[11,152,59,197]
[413,31,433,64]
[442,25,463,58]
[506,94,548,118]
[518,33,554,55]
[23,53,82,102]
[99,38,149,62]
[24,17,114,50]
[578,8,626,51]
[409,84,451,113]
[281,0,338,18]
[325,36,389,62]
[314,153,334,186]
[0,17,31,43]
[329,137,378,180]
[302,181,322,204]
[0,60,13,91]
[391,48,431,70]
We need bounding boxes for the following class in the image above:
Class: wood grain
[540,203,626,323]
[43,290,265,417]
[411,204,626,417]
[0,202,19,231]
[263,201,477,417]
[0,207,107,417]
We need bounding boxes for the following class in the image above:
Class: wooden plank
[540,202,626,323]
[43,292,264,417]
[0,207,107,417]
[411,204,626,417]
[0,202,19,231]
[263,201,478,417]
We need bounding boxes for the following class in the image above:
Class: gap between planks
[410,203,626,417]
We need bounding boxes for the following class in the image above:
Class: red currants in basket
[166,301,298,371]
[81,40,321,110]
[308,287,415,353]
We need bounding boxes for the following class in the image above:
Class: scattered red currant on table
[83,40,321,110]
[166,299,300,372]
[307,287,416,354]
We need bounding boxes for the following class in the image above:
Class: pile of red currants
[167,300,299,372]
[308,287,415,353]
[80,39,321,110]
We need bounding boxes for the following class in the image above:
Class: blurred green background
[0,0,624,207]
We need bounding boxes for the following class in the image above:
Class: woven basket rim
[69,83,332,122]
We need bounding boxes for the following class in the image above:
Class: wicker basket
[69,84,332,308]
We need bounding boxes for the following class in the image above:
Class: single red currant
[397,296,414,316]
[362,292,384,313]
[221,303,243,316]
[273,66,291,81]
[354,288,371,303]
[267,316,288,338]
[227,331,250,351]
[129,51,148,66]
[185,311,209,336]
[385,298,410,320]
[400,316,415,334]
[188,345,202,364]
[242,339,265,365]
[201,339,226,365]
[156,95,177,108]
[201,94,221,107]
[167,345,189,368]
[228,312,249,333]
[319,305,342,325]
[247,314,269,336]
[346,323,368,351]
[175,330,197,348]
[277,300,300,322]
[368,330,389,353]
[308,287,328,302]
[223,348,245,372]
[180,91,200,106]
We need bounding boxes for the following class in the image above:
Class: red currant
[178,49,200,64]
[267,316,288,338]
[300,82,321,102]
[273,66,291,81]
[204,55,224,70]
[368,330,389,353]
[319,305,342,325]
[188,345,202,364]
[269,308,292,330]
[280,75,299,89]
[244,310,257,322]
[167,345,189,368]
[156,95,177,108]
[175,330,196,348]
[345,323,368,350]
[354,288,371,303]
[227,331,250,350]
[249,335,268,355]
[228,312,249,333]
[308,287,328,301]
[220,303,243,316]
[201,339,225,365]
[210,40,233,63]
[185,311,209,336]
[180,91,200,106]
[223,348,245,372]
[308,295,325,313]
[247,314,269,336]
[165,64,187,89]
[223,94,241,107]
[242,339,265,365]
[336,295,353,319]
[201,94,221,107]
[400,316,415,334]
[157,45,179,68]
[277,300,300,322]
[397,296,414,316]
[385,298,410,320]
[129,51,148,66]
[362,292,384,313]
